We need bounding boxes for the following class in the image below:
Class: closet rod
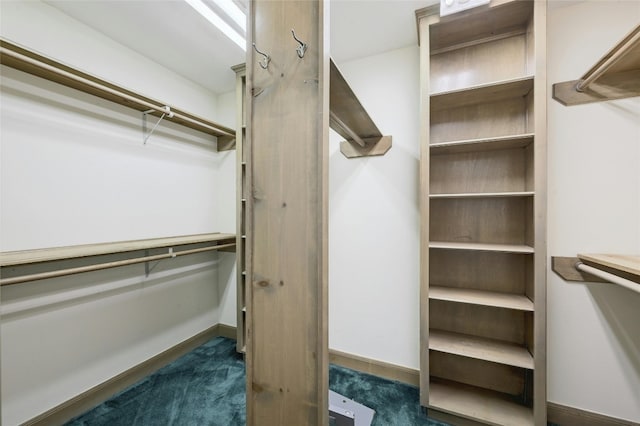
[576,262,640,295]
[0,243,235,286]
[0,45,235,138]
[575,25,640,92]
[329,111,366,147]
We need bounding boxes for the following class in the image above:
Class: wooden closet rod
[575,262,640,295]
[0,243,235,286]
[0,39,235,138]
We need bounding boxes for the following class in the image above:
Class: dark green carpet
[66,336,448,425]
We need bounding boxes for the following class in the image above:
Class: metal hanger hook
[252,43,270,69]
[291,29,307,58]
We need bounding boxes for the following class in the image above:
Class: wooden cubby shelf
[429,286,534,311]
[430,76,534,111]
[418,1,546,423]
[429,241,534,254]
[429,329,533,369]
[429,379,534,426]
[430,133,534,155]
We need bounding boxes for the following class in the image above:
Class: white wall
[547,2,640,422]
[329,46,421,369]
[0,2,233,424]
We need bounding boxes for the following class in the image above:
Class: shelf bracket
[339,135,392,159]
[552,257,608,283]
[142,106,174,145]
[144,247,176,277]
[217,135,237,152]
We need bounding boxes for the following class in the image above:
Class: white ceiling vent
[440,0,490,17]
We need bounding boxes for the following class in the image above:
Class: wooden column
[246,1,329,425]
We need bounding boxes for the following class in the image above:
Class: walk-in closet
[1,1,638,425]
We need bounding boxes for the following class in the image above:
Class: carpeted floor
[66,336,448,425]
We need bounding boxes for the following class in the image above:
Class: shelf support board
[217,135,237,152]
[552,256,608,283]
[339,135,392,159]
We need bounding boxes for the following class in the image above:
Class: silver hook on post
[252,43,270,69]
[291,29,307,58]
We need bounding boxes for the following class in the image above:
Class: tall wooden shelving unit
[232,64,248,353]
[417,1,547,425]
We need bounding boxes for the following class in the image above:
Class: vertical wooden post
[245,1,329,425]
[532,1,548,424]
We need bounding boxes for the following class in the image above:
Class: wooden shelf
[430,76,534,111]
[430,133,534,155]
[429,241,534,254]
[553,24,640,106]
[552,254,640,286]
[418,0,545,422]
[429,329,533,369]
[429,286,533,311]
[0,233,235,267]
[429,379,533,426]
[0,38,236,148]
[579,254,640,278]
[430,191,534,199]
[329,59,391,158]
[417,1,533,54]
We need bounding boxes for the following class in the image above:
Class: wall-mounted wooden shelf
[0,38,236,150]
[429,286,534,311]
[552,254,640,286]
[553,24,640,106]
[0,233,234,267]
[329,59,392,158]
[579,254,640,278]
[429,329,534,369]
[0,233,236,286]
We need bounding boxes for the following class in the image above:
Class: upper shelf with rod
[329,59,392,159]
[553,24,640,106]
[0,233,236,286]
[0,38,237,150]
[552,253,640,295]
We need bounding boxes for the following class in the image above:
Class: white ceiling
[45,0,581,95]
[45,0,436,95]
